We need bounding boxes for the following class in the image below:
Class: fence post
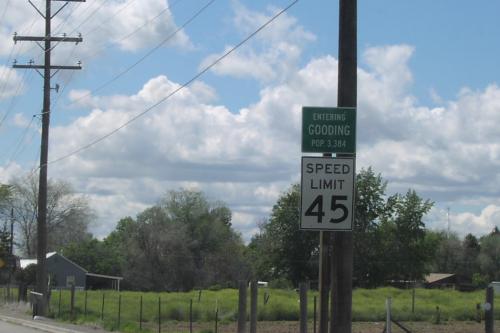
[476,303,481,323]
[158,296,161,333]
[215,300,219,333]
[435,306,441,324]
[237,280,247,333]
[118,294,121,330]
[70,285,75,320]
[313,295,317,333]
[411,286,415,314]
[250,281,258,333]
[139,295,143,331]
[58,289,62,317]
[84,291,88,318]
[299,282,308,333]
[101,293,105,321]
[385,297,392,333]
[189,299,193,333]
[485,286,494,333]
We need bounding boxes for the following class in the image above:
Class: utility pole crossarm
[14,35,83,44]
[13,64,82,70]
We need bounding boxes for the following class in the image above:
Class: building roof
[86,272,123,281]
[19,252,123,282]
[19,252,57,269]
[425,273,455,284]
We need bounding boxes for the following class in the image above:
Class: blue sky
[1,0,500,241]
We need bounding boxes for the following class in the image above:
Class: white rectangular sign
[300,156,355,230]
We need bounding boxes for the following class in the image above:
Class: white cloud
[0,0,191,65]
[0,66,25,100]
[0,162,23,183]
[4,42,494,240]
[12,113,31,127]
[454,205,500,235]
[200,2,316,83]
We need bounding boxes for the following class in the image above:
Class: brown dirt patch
[157,320,497,333]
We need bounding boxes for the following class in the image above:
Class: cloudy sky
[1,0,500,241]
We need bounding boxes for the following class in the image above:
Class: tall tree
[0,224,13,283]
[478,231,500,281]
[461,233,481,279]
[353,167,388,287]
[431,232,462,274]
[103,190,248,291]
[3,175,93,256]
[383,190,434,281]
[248,184,319,286]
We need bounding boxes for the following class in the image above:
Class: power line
[0,0,11,26]
[51,0,185,110]
[3,115,41,177]
[29,0,111,64]
[3,114,37,164]
[83,0,184,60]
[0,18,38,127]
[68,0,215,107]
[0,69,33,130]
[82,0,140,37]
[48,0,299,166]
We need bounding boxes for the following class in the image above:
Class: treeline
[247,168,499,288]
[0,171,499,291]
[63,190,249,291]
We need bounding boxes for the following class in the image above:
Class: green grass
[45,287,500,333]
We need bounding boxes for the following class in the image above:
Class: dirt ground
[1,303,495,333]
[158,320,497,333]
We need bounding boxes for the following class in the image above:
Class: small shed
[424,273,456,288]
[20,252,123,290]
[424,273,473,291]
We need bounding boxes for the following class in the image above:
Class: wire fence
[0,284,499,333]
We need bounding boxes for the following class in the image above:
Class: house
[20,252,123,290]
[424,273,473,291]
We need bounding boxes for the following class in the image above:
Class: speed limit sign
[300,156,355,230]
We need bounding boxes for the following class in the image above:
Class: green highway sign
[302,106,356,153]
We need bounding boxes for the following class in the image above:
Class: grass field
[43,287,499,333]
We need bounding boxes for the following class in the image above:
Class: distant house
[424,273,473,291]
[20,252,123,290]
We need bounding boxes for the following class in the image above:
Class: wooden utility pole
[330,1,356,333]
[13,0,84,315]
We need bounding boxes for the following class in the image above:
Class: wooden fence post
[118,294,121,329]
[139,295,143,331]
[250,281,258,333]
[385,297,392,333]
[84,291,88,318]
[101,293,105,321]
[485,286,494,333]
[237,280,247,333]
[411,286,415,314]
[58,289,62,317]
[313,295,317,333]
[189,299,193,333]
[70,285,75,320]
[299,282,308,333]
[215,300,219,333]
[158,296,161,333]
